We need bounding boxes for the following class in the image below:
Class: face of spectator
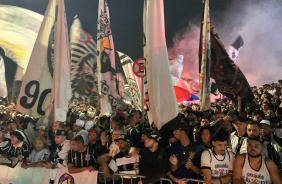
[188,113,196,121]
[173,129,184,140]
[63,126,70,132]
[88,132,98,142]
[200,119,210,127]
[262,103,268,110]
[253,114,262,122]
[111,120,118,129]
[72,124,81,133]
[193,128,201,140]
[144,138,155,149]
[118,140,130,150]
[111,130,121,143]
[212,140,227,155]
[201,129,211,145]
[260,124,272,138]
[192,105,198,111]
[11,135,20,145]
[71,141,83,152]
[222,121,233,132]
[134,111,140,120]
[8,123,17,132]
[266,110,275,117]
[233,121,247,133]
[247,124,260,138]
[35,139,45,151]
[247,140,262,158]
[38,129,46,138]
[55,135,66,145]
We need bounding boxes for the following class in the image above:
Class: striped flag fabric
[143,0,178,129]
[117,51,142,110]
[70,17,98,101]
[97,0,117,114]
[199,0,211,111]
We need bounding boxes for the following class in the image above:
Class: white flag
[52,0,72,122]
[143,0,178,129]
[97,0,117,115]
[17,0,71,122]
[0,5,43,78]
[117,51,142,110]
[0,55,7,98]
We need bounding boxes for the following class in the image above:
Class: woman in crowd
[197,126,213,150]
[21,136,50,169]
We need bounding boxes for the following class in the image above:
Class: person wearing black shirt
[0,130,30,160]
[138,129,170,184]
[169,122,203,184]
[126,114,141,146]
[68,135,96,173]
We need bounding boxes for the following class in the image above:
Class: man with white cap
[260,119,282,171]
[37,126,47,139]
[73,119,89,145]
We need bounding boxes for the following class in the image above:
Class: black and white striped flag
[70,17,98,100]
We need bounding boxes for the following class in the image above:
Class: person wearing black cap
[5,119,31,147]
[42,129,71,169]
[99,134,140,184]
[0,130,30,160]
[233,138,282,184]
[169,122,203,183]
[229,116,248,156]
[252,110,264,122]
[67,135,96,174]
[0,127,10,148]
[137,129,170,184]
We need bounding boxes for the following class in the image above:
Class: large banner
[210,24,254,102]
[117,51,142,110]
[0,163,51,184]
[70,17,98,104]
[199,0,211,111]
[0,163,97,184]
[143,0,178,129]
[17,0,71,122]
[0,5,43,78]
[97,0,117,114]
[0,55,7,98]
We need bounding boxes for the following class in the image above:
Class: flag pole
[141,77,145,130]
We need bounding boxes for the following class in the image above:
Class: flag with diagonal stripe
[70,17,98,103]
[117,51,142,110]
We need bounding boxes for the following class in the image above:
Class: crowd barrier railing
[99,171,174,184]
[186,178,206,184]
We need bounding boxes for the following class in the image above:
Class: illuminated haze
[168,0,282,88]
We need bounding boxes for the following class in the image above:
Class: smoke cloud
[168,0,282,88]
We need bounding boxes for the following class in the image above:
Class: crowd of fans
[0,80,282,183]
